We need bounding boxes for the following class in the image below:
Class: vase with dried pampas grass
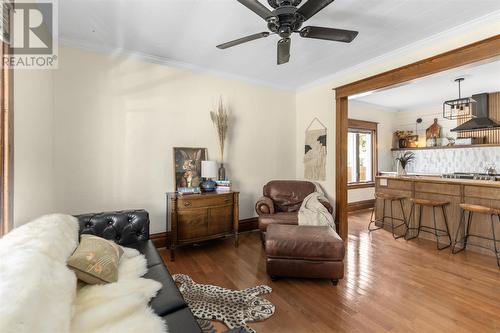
[210,98,229,180]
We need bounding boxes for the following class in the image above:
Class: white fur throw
[0,214,80,333]
[0,214,167,333]
[71,247,167,333]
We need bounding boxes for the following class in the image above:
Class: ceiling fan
[216,0,359,65]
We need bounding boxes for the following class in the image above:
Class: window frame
[347,119,378,189]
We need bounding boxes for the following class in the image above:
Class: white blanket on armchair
[298,185,336,229]
[0,214,167,333]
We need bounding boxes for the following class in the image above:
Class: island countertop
[374,174,500,257]
[376,174,500,188]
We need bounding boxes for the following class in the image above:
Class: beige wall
[295,17,499,204]
[14,46,296,232]
[14,69,55,226]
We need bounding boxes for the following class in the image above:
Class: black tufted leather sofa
[75,210,202,333]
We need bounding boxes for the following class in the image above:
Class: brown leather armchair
[255,180,334,240]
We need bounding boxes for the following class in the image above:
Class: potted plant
[210,98,229,180]
[395,152,415,176]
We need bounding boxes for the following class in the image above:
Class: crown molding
[296,10,500,92]
[58,38,297,93]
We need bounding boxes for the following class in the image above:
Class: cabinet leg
[170,247,176,261]
[234,233,239,247]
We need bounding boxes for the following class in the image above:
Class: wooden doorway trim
[0,41,13,236]
[334,35,500,241]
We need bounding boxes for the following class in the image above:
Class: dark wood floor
[160,210,500,333]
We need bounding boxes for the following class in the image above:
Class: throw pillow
[67,234,123,284]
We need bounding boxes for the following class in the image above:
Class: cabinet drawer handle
[184,201,192,207]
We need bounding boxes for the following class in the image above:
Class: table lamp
[201,160,218,192]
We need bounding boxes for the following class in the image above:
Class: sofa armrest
[318,199,334,215]
[255,196,275,216]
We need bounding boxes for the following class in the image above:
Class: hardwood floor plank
[160,210,500,332]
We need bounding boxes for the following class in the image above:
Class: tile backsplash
[392,147,500,174]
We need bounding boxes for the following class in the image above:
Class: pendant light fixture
[443,78,476,120]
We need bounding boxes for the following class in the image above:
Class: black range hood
[451,93,500,132]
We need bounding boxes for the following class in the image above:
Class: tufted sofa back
[75,210,150,246]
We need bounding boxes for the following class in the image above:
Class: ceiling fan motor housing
[267,0,302,9]
[267,5,304,38]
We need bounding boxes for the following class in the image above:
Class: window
[348,119,377,188]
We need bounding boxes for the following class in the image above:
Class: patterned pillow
[67,234,123,284]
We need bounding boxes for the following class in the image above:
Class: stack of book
[215,180,232,192]
[177,187,201,196]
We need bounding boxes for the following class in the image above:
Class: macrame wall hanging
[304,117,327,181]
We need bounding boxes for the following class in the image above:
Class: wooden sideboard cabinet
[166,191,239,261]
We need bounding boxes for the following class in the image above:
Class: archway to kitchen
[333,35,500,241]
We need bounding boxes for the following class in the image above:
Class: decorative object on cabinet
[173,147,207,190]
[395,152,415,176]
[215,180,232,192]
[177,187,201,195]
[210,98,229,181]
[304,117,327,181]
[200,160,218,192]
[395,130,413,149]
[166,191,239,261]
[409,118,423,147]
[426,119,442,139]
[443,78,476,120]
[407,135,419,148]
[446,133,456,146]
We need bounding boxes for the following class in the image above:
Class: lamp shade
[201,160,218,179]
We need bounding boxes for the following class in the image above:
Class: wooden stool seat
[369,193,408,239]
[459,203,500,215]
[406,198,451,250]
[410,198,449,207]
[453,204,500,267]
[375,193,406,201]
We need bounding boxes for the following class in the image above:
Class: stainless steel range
[441,172,499,181]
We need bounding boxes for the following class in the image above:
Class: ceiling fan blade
[217,32,270,49]
[237,0,275,20]
[277,38,291,65]
[300,26,359,43]
[297,0,334,21]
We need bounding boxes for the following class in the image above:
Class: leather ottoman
[265,224,345,284]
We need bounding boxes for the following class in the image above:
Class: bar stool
[368,193,408,239]
[405,198,452,250]
[452,204,500,267]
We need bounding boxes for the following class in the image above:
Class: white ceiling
[59,0,500,90]
[354,59,500,110]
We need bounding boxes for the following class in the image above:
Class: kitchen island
[375,175,500,256]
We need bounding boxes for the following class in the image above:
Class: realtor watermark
[2,0,58,69]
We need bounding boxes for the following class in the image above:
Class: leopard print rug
[173,274,275,333]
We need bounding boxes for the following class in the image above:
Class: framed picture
[173,147,207,190]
